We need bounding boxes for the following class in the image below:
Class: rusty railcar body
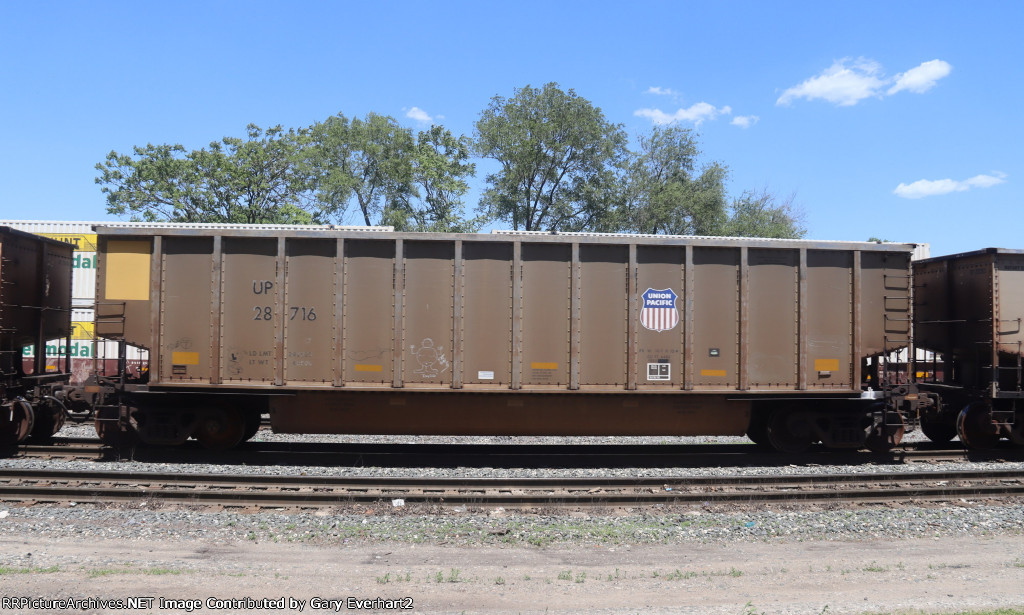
[914,249,1024,446]
[89,226,917,452]
[0,226,74,444]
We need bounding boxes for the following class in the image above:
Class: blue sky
[1,1,1019,256]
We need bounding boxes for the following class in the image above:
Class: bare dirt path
[3,533,1024,614]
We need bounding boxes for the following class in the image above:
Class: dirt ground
[2,534,1024,614]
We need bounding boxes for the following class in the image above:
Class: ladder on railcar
[879,260,914,431]
[881,265,913,391]
[91,301,127,378]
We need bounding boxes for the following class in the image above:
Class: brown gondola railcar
[914,248,1024,446]
[0,226,74,444]
[91,225,918,452]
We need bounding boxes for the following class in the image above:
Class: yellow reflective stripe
[814,359,840,372]
[171,352,200,365]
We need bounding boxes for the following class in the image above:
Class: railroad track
[6,438,1024,466]
[2,467,1024,509]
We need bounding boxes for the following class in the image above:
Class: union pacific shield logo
[640,288,679,332]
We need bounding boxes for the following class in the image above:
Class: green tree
[622,125,729,235]
[307,114,477,231]
[474,83,628,231]
[620,125,805,238]
[723,189,806,238]
[306,112,415,226]
[95,124,315,224]
[387,125,477,232]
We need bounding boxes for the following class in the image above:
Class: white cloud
[634,103,732,126]
[646,86,677,96]
[964,173,1007,189]
[405,106,433,123]
[887,59,952,95]
[777,58,885,106]
[731,115,759,128]
[893,172,1007,199]
[778,57,952,106]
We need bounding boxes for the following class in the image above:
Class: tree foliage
[96,125,314,224]
[96,85,804,238]
[622,125,730,235]
[400,125,478,232]
[474,83,628,231]
[98,115,476,231]
[306,113,414,227]
[305,113,477,231]
[723,189,806,238]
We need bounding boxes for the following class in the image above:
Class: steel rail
[10,439,1020,465]
[1,468,1023,508]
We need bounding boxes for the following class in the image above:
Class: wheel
[864,410,905,453]
[29,399,66,442]
[746,411,770,448]
[194,406,245,450]
[766,407,813,454]
[921,417,958,444]
[241,411,261,442]
[956,402,1000,449]
[1,399,34,445]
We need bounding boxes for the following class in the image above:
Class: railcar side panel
[579,244,628,387]
[806,250,853,389]
[914,249,1024,396]
[520,243,570,387]
[161,238,214,383]
[222,238,278,383]
[996,254,1024,357]
[747,248,798,388]
[342,240,395,385]
[0,227,73,368]
[635,245,685,389]
[403,241,455,387]
[95,230,921,397]
[461,242,513,388]
[859,251,911,360]
[692,247,739,389]
[97,239,151,348]
[1,226,74,444]
[283,239,336,384]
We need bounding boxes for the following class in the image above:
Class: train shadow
[102,440,1024,469]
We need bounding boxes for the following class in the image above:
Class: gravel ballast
[3,425,1024,614]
